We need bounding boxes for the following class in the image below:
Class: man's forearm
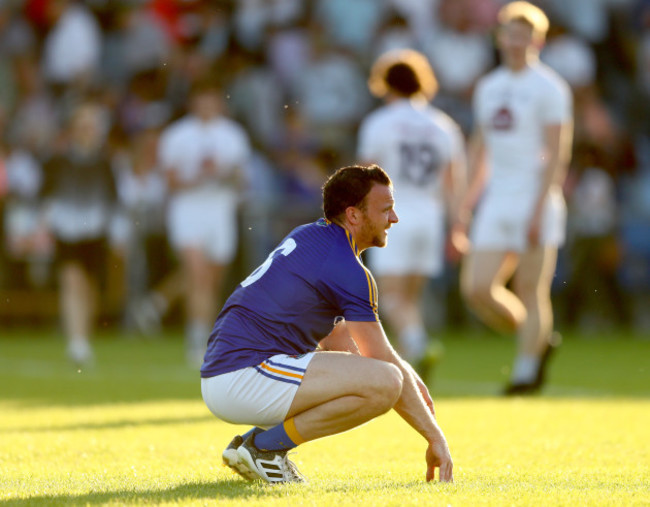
[390,358,442,442]
[535,121,573,211]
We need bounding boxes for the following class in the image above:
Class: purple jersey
[201,219,379,378]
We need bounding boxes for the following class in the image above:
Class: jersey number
[399,142,440,185]
[240,238,297,287]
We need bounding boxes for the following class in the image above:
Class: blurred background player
[36,101,121,365]
[454,2,573,395]
[357,49,466,379]
[112,126,183,336]
[158,80,251,366]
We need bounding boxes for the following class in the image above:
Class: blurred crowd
[1,0,649,333]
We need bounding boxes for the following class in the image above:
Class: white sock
[186,321,209,350]
[511,355,540,384]
[67,336,93,363]
[400,325,427,362]
[150,292,168,314]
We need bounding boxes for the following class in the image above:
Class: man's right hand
[425,438,453,483]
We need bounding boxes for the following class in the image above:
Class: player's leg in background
[181,246,224,366]
[509,245,558,388]
[377,274,429,363]
[59,260,96,365]
[460,250,526,334]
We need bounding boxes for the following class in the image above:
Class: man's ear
[344,206,361,226]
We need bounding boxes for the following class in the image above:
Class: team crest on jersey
[491,106,514,130]
[317,218,330,227]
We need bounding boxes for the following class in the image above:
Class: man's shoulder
[290,219,341,247]
[360,105,393,128]
[477,67,505,88]
[429,107,462,135]
[161,116,195,141]
[293,220,360,264]
[213,116,249,137]
[530,63,571,97]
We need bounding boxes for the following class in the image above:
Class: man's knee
[461,276,491,308]
[366,362,403,414]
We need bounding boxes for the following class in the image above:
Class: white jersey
[158,115,251,189]
[357,98,465,276]
[357,98,464,210]
[474,62,572,200]
[471,62,572,251]
[158,114,251,262]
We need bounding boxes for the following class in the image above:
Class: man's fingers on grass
[439,463,453,483]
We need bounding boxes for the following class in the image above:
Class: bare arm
[164,160,244,193]
[165,166,200,192]
[448,127,487,255]
[318,320,361,354]
[441,151,468,226]
[528,120,573,245]
[346,320,453,482]
[457,127,488,225]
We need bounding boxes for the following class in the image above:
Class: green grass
[1,328,649,506]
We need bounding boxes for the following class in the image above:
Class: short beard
[360,217,386,248]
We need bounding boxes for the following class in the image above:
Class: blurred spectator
[542,29,598,90]
[158,81,251,366]
[7,53,59,160]
[101,2,173,90]
[292,33,373,160]
[36,101,121,365]
[542,0,613,44]
[118,69,173,137]
[112,127,182,336]
[314,0,389,57]
[2,145,49,290]
[386,0,436,42]
[41,0,102,90]
[233,0,304,52]
[371,11,419,61]
[226,48,285,151]
[563,144,632,329]
[421,0,496,134]
[265,15,312,90]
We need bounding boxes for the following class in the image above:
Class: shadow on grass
[1,414,214,434]
[0,480,269,506]
[0,478,436,506]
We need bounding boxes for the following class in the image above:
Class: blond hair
[367,49,438,101]
[498,1,550,40]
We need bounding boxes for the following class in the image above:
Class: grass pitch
[1,328,649,506]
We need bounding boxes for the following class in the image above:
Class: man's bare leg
[377,274,429,362]
[60,262,95,364]
[227,352,403,482]
[508,246,558,386]
[181,247,224,365]
[460,250,526,334]
[286,352,404,440]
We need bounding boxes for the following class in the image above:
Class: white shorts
[201,352,316,427]
[167,187,238,263]
[470,188,566,252]
[367,204,445,277]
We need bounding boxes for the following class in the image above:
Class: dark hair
[322,164,392,222]
[189,78,222,97]
[385,62,421,97]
